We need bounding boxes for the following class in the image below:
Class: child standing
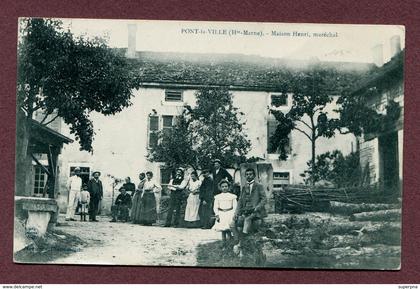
[79,184,90,222]
[212,180,237,247]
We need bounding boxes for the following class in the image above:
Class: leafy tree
[148,87,251,170]
[269,67,338,181]
[190,87,251,169]
[335,88,401,137]
[16,18,135,194]
[147,110,198,170]
[300,150,362,187]
[17,18,134,152]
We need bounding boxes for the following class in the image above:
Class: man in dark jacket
[87,171,103,222]
[212,159,233,195]
[111,187,132,222]
[230,167,267,242]
[198,169,214,229]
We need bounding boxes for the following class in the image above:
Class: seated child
[79,184,90,222]
[212,180,237,248]
[111,187,132,222]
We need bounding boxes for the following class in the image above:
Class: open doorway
[379,132,399,189]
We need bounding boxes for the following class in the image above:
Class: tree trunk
[15,108,32,197]
[349,209,401,222]
[330,201,401,215]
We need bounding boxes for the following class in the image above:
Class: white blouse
[188,179,202,193]
[213,192,237,214]
[143,178,162,194]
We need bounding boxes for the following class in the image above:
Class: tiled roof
[351,50,404,94]
[124,50,374,93]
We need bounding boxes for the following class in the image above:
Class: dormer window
[165,90,183,102]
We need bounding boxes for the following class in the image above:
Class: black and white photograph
[14,18,404,269]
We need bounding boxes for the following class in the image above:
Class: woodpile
[261,191,401,268]
[274,185,400,213]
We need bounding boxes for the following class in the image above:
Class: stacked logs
[274,185,399,213]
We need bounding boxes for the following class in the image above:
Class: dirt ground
[48,214,220,266]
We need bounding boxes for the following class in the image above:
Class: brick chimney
[390,35,402,58]
[126,24,137,59]
[371,43,384,67]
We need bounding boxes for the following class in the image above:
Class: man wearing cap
[66,167,82,221]
[212,159,233,196]
[87,171,103,222]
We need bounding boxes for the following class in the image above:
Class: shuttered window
[267,119,279,154]
[267,119,291,154]
[165,90,183,102]
[149,115,159,148]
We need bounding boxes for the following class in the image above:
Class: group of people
[65,167,103,222]
[66,159,268,247]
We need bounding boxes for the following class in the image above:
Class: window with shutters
[164,90,183,102]
[267,118,291,155]
[148,115,159,148]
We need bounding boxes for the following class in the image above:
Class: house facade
[29,28,378,214]
[354,36,404,189]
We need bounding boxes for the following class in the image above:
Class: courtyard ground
[38,215,221,266]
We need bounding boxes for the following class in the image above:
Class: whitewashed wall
[57,87,356,212]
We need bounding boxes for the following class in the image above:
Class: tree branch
[43,114,60,126]
[39,112,50,124]
[296,119,312,130]
[294,127,312,141]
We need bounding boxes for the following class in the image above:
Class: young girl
[212,180,237,246]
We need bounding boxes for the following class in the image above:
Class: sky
[61,19,405,64]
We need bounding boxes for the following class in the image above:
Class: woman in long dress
[184,171,202,228]
[139,171,162,225]
[131,172,146,224]
[212,180,237,246]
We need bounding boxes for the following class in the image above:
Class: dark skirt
[131,192,142,223]
[139,191,157,225]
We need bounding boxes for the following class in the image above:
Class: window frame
[33,165,48,197]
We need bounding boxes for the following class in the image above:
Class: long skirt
[139,191,157,225]
[131,192,142,224]
[184,193,200,222]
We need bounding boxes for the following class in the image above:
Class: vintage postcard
[14,18,404,269]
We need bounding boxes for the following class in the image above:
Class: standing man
[212,159,233,196]
[87,171,103,222]
[66,167,82,221]
[164,168,188,227]
[230,168,267,243]
[198,169,214,229]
